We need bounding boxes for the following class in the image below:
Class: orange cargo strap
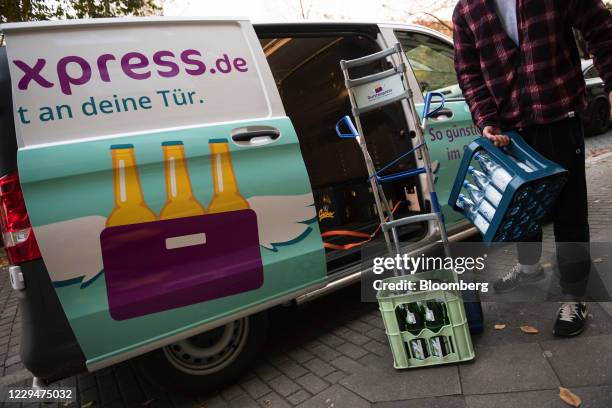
[321,201,402,250]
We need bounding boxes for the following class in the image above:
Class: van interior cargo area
[260,34,427,272]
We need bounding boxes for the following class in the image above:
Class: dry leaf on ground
[81,402,94,408]
[141,399,155,406]
[520,325,539,334]
[494,324,506,330]
[559,387,581,407]
[593,257,604,263]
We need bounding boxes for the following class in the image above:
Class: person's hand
[482,125,510,147]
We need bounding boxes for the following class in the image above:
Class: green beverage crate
[377,269,475,369]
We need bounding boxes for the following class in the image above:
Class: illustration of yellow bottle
[207,138,250,214]
[160,141,207,220]
[106,144,158,227]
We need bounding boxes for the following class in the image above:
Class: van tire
[135,311,268,395]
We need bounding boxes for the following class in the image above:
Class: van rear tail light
[0,172,41,264]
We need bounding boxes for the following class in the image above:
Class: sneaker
[493,264,545,293]
[553,302,587,337]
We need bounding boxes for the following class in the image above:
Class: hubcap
[163,318,249,375]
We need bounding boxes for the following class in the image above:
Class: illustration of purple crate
[100,209,263,320]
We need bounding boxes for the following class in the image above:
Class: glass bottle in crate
[468,166,503,206]
[429,336,451,357]
[409,338,429,360]
[424,299,448,333]
[404,302,426,335]
[463,180,496,221]
[474,152,513,191]
[456,194,490,234]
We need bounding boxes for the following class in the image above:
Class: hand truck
[335,43,451,272]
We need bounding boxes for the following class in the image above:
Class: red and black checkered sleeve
[570,0,612,94]
[452,7,500,130]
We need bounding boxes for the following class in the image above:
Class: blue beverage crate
[448,131,568,243]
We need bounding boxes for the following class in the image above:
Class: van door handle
[231,127,281,146]
[428,109,454,120]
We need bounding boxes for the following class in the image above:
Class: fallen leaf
[520,325,539,334]
[81,402,94,408]
[593,257,604,263]
[559,387,581,407]
[141,399,155,406]
[494,324,506,330]
[263,399,272,407]
[542,350,553,358]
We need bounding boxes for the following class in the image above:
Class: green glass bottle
[404,302,426,335]
[409,338,429,360]
[429,336,451,357]
[424,299,448,333]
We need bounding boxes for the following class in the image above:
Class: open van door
[388,28,481,228]
[3,18,326,370]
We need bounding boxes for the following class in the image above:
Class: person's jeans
[513,116,590,298]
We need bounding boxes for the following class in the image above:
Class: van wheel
[136,312,268,395]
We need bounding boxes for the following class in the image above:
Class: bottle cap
[468,165,475,173]
[463,180,469,187]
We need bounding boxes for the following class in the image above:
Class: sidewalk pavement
[1,129,612,407]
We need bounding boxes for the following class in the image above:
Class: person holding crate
[452,0,612,336]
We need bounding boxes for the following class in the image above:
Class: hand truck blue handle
[423,92,446,120]
[335,115,359,139]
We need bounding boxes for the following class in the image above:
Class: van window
[395,31,462,100]
[260,35,425,269]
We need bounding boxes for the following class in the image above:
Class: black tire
[134,311,268,395]
[586,98,610,136]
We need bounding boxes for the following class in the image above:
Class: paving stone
[295,373,329,395]
[335,329,370,346]
[285,389,311,405]
[465,389,558,408]
[336,343,368,360]
[597,302,612,318]
[472,302,612,349]
[345,320,375,334]
[241,377,273,400]
[459,343,559,395]
[303,358,335,377]
[268,375,301,398]
[365,328,388,343]
[318,333,345,348]
[340,354,461,402]
[323,371,348,385]
[374,396,466,408]
[222,385,247,401]
[228,394,260,408]
[274,359,308,380]
[201,395,230,408]
[295,384,370,408]
[541,334,612,387]
[286,348,315,364]
[362,340,390,357]
[329,356,363,374]
[3,354,20,367]
[258,392,292,408]
[307,344,341,362]
[255,363,283,382]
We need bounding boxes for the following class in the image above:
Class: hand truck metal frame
[335,43,451,274]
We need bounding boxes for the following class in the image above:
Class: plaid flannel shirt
[453,0,612,130]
